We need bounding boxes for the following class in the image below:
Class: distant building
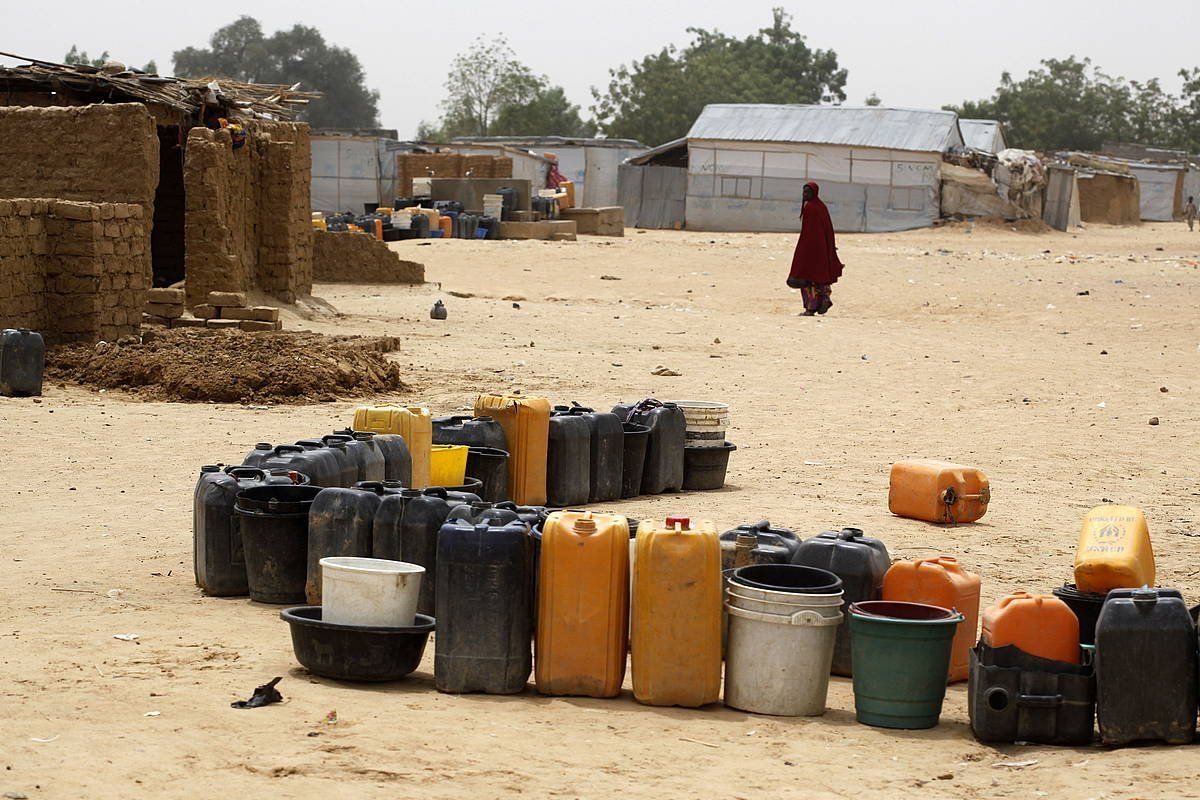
[622,104,964,233]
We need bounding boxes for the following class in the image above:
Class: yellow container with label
[1074,505,1154,594]
[536,511,629,697]
[352,406,432,488]
[429,444,468,487]
[474,394,550,505]
[632,518,722,707]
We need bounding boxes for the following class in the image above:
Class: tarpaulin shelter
[679,104,963,232]
[959,119,1007,154]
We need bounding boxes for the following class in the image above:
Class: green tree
[591,8,847,145]
[421,36,590,140]
[64,45,156,73]
[947,57,1200,152]
[172,16,380,129]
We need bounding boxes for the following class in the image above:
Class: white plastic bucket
[320,557,424,628]
[723,587,843,716]
[673,401,730,448]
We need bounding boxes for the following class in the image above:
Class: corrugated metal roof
[959,119,1005,153]
[687,104,963,153]
[451,135,646,149]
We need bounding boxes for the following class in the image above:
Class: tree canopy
[947,57,1200,153]
[172,16,380,129]
[591,8,847,145]
[419,37,591,140]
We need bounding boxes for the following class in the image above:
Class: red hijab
[788,182,843,285]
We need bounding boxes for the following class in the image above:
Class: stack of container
[673,400,737,491]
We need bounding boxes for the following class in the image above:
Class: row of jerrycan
[459,395,689,507]
[243,430,411,488]
[433,510,723,704]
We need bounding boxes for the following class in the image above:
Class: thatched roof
[0,50,320,118]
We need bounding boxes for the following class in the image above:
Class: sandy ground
[3,221,1199,799]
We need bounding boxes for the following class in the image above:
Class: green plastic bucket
[849,600,963,729]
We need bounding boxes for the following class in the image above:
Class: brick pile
[396,153,513,197]
[190,291,282,332]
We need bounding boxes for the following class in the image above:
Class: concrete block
[169,317,207,328]
[206,319,242,329]
[207,291,247,308]
[141,313,167,326]
[239,320,278,332]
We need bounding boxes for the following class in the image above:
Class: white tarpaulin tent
[683,104,963,232]
[1125,162,1183,221]
[959,119,1007,154]
[311,134,400,213]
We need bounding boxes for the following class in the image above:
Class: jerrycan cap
[573,514,598,535]
[836,527,865,540]
[1131,586,1159,605]
[201,464,222,474]
[254,442,273,450]
[665,515,690,529]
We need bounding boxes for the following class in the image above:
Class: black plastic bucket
[281,606,434,682]
[236,485,321,604]
[682,442,736,490]
[429,476,484,495]
[729,563,843,594]
[620,423,650,498]
[1052,583,1108,646]
[466,447,510,503]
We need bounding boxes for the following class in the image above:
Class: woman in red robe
[787,182,843,315]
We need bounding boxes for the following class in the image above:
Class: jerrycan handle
[837,527,865,541]
[273,444,305,456]
[226,466,267,482]
[322,434,352,445]
[356,481,387,495]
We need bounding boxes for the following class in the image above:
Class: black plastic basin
[281,605,434,682]
[729,563,842,594]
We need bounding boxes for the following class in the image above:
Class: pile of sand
[47,329,405,403]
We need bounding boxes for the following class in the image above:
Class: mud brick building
[0,58,319,341]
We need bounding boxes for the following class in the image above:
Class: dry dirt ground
[3,222,1199,799]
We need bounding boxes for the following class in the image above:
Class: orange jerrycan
[352,406,432,488]
[1073,505,1154,594]
[883,557,981,682]
[981,592,1080,664]
[631,518,722,707]
[475,394,550,506]
[536,511,629,697]
[889,460,990,524]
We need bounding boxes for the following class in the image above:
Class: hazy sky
[6,0,1198,141]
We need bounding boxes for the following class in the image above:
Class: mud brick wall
[184,121,313,306]
[312,230,424,284]
[0,104,158,290]
[0,199,147,343]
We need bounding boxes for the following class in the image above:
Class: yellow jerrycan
[352,406,432,488]
[1074,505,1154,594]
[475,394,550,506]
[889,460,990,524]
[536,510,629,697]
[632,518,722,707]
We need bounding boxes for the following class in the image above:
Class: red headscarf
[788,182,843,285]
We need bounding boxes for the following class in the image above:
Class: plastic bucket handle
[726,604,844,627]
